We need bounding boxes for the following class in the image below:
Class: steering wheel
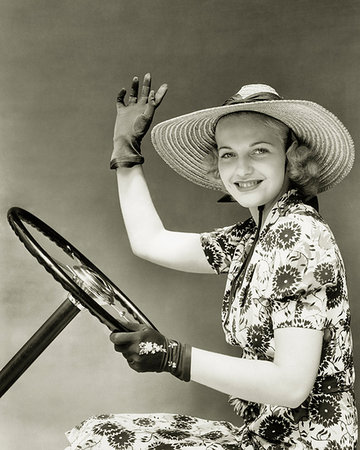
[0,207,157,397]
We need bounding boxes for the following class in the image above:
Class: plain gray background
[0,1,359,448]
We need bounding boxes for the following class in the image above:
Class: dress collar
[259,189,301,237]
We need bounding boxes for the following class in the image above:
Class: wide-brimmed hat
[150,84,354,193]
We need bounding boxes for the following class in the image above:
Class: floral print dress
[65,190,357,450]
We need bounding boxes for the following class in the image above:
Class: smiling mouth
[234,180,262,190]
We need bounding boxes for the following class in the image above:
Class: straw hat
[151,84,354,193]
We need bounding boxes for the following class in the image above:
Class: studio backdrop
[0,1,359,449]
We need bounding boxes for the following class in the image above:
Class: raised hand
[111,73,168,169]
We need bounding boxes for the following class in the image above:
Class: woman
[66,74,357,449]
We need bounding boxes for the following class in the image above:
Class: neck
[249,185,290,227]
[249,202,273,226]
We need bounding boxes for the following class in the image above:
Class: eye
[252,147,269,156]
[219,150,236,159]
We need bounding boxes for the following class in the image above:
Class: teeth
[235,180,259,188]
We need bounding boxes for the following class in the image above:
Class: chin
[229,182,283,208]
[231,197,262,209]
[237,200,263,209]
[228,190,264,208]
[229,188,282,210]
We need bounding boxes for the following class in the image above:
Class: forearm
[191,348,305,408]
[111,75,212,273]
[116,165,165,255]
[115,164,213,273]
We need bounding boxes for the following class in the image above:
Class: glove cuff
[164,340,192,382]
[110,154,144,169]
[110,139,144,169]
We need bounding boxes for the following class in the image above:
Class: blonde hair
[286,141,320,199]
[205,111,320,199]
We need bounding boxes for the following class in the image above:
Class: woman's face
[215,113,289,217]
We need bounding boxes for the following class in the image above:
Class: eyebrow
[218,141,275,150]
[250,141,274,146]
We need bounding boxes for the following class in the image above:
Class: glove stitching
[138,341,167,355]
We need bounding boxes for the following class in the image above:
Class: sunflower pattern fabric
[199,189,357,448]
[65,413,250,449]
[65,190,357,450]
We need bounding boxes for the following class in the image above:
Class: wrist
[164,339,192,382]
[110,155,144,169]
[111,138,144,169]
[113,135,141,149]
[115,164,143,176]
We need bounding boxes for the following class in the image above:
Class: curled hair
[286,142,320,199]
[204,147,222,187]
[203,111,320,199]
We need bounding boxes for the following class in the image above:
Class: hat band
[223,91,283,106]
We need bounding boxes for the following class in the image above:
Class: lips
[234,180,262,190]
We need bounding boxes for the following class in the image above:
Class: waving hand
[111,73,168,169]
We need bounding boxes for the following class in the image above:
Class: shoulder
[263,203,337,254]
[200,218,255,274]
[201,217,255,248]
[256,198,343,303]
[259,203,341,285]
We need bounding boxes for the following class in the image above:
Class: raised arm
[112,74,213,274]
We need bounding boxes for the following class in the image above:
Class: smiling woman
[206,110,320,202]
[215,112,290,217]
[64,75,357,449]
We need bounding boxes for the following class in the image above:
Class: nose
[234,154,253,177]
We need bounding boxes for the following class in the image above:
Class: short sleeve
[200,219,254,274]
[263,214,340,331]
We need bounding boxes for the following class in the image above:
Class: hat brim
[151,100,354,193]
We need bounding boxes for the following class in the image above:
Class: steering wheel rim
[7,207,157,332]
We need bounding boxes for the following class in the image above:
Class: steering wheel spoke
[7,207,156,332]
[0,207,157,397]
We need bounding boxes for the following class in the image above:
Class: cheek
[217,162,229,179]
[267,157,287,179]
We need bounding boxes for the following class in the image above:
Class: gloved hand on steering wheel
[111,73,168,169]
[110,322,191,382]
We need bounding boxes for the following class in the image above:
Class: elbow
[130,242,141,257]
[272,365,315,408]
[283,395,307,409]
[130,242,149,261]
[291,389,312,409]
[130,238,158,263]
[128,230,167,262]
[280,385,312,409]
